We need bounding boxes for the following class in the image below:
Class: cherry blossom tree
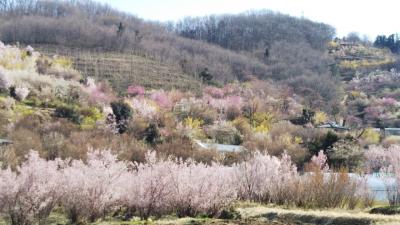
[367,145,400,205]
[0,151,62,225]
[127,85,145,96]
[14,86,30,101]
[60,150,130,223]
[310,150,329,172]
[122,152,174,219]
[204,86,224,99]
[0,70,11,91]
[168,160,236,217]
[234,151,298,204]
[150,90,172,109]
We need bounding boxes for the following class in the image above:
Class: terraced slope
[34,45,202,93]
[329,41,396,81]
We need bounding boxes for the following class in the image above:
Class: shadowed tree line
[173,10,335,51]
[374,34,400,54]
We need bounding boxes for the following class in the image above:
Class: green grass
[3,205,400,225]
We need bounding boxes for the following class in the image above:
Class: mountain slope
[0,0,269,83]
[35,45,201,93]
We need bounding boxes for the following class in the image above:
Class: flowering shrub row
[0,150,370,224]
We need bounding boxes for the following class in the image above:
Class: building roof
[0,139,12,145]
[372,128,400,136]
[194,140,244,153]
[318,122,349,130]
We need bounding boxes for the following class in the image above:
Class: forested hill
[0,0,267,83]
[174,11,335,52]
[0,0,337,82]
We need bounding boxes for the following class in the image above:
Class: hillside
[328,40,396,80]
[34,45,201,93]
[4,1,400,225]
[0,0,269,83]
[174,11,334,51]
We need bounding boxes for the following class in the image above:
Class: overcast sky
[96,0,399,39]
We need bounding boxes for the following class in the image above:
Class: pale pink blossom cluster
[0,151,62,225]
[0,150,237,223]
[234,151,298,203]
[364,145,395,173]
[127,85,145,96]
[204,95,243,113]
[150,90,172,109]
[60,150,128,222]
[365,145,400,205]
[131,98,157,119]
[83,77,111,104]
[122,152,236,219]
[204,86,224,99]
[0,149,374,223]
[378,97,398,107]
[310,150,329,172]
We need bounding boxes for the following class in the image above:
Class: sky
[96,0,399,39]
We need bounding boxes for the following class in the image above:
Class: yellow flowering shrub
[360,128,380,145]
[184,117,203,129]
[232,117,252,136]
[314,111,328,125]
[252,112,274,133]
[53,57,73,69]
[328,41,340,50]
[80,107,103,129]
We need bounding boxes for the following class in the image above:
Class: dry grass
[237,205,400,225]
[2,205,400,225]
[34,45,201,94]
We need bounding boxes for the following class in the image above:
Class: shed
[318,122,349,131]
[194,140,244,153]
[0,139,13,146]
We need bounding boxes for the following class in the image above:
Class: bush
[296,168,361,209]
[298,129,339,156]
[251,112,274,133]
[0,70,11,91]
[144,123,161,145]
[382,136,400,147]
[206,122,243,145]
[0,96,15,110]
[156,135,196,161]
[327,140,364,171]
[111,101,133,133]
[234,151,298,204]
[370,206,400,215]
[0,151,61,225]
[232,117,252,137]
[0,149,373,224]
[60,150,128,223]
[80,107,103,129]
[54,104,82,124]
[226,106,241,121]
[359,128,381,146]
